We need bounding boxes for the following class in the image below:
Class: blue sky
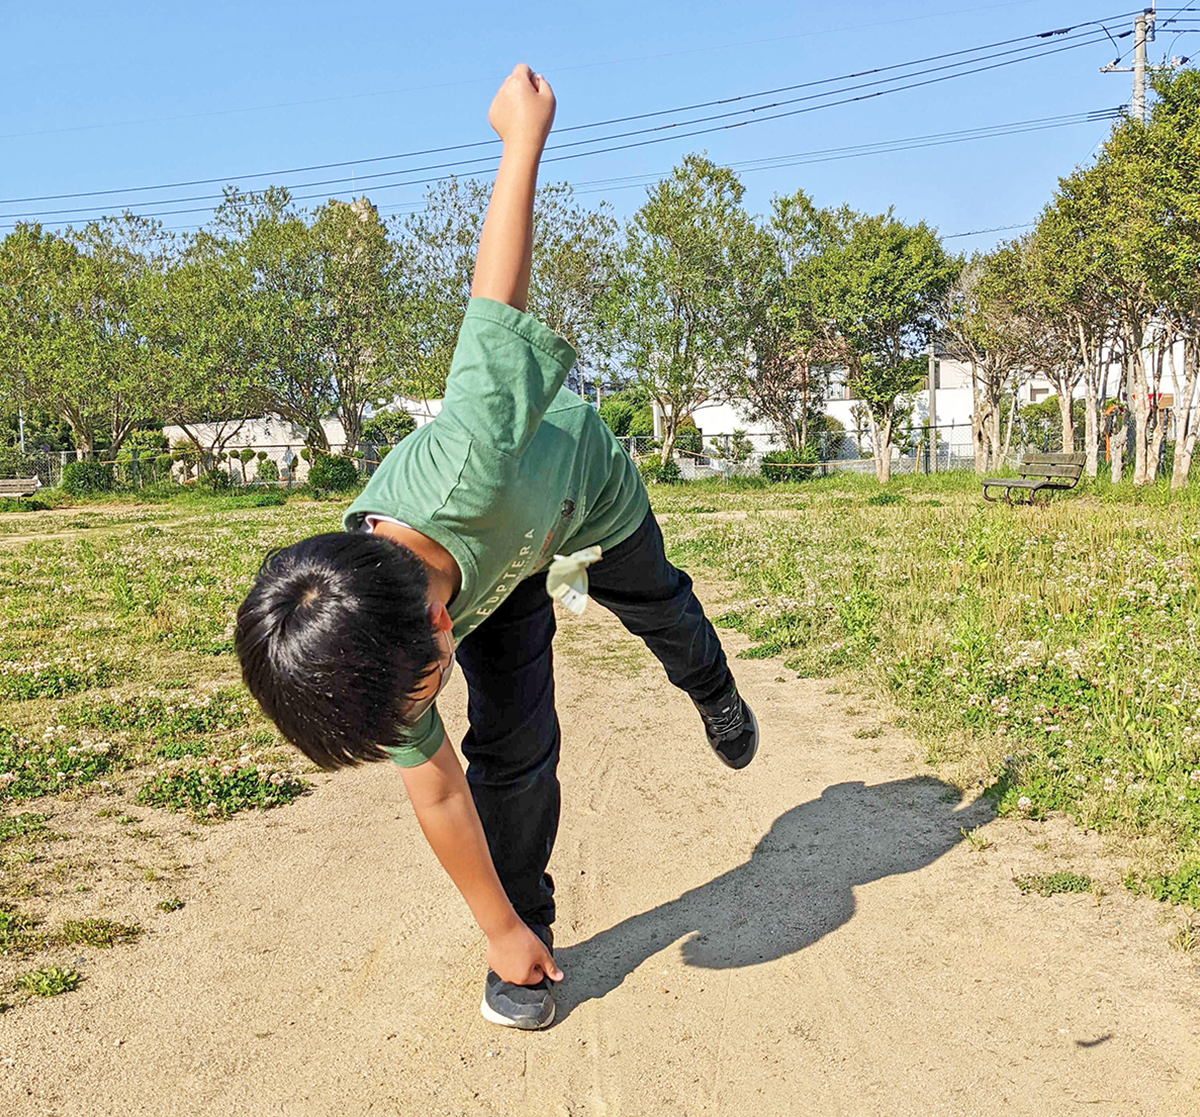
[0,2,1188,250]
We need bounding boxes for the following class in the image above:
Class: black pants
[455,509,731,929]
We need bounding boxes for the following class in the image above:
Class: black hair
[235,532,439,769]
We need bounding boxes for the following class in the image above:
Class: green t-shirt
[343,297,649,766]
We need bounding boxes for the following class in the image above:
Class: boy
[235,64,758,1031]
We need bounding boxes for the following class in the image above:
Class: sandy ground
[2,586,1198,1117]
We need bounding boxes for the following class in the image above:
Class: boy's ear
[428,601,454,634]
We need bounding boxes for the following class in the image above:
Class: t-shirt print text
[469,528,538,633]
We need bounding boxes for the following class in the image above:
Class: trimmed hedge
[307,453,359,493]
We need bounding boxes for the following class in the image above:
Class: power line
[151,109,1115,235]
[0,9,1140,208]
[0,0,1123,144]
[0,28,1117,225]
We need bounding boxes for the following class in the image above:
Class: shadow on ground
[554,776,993,1021]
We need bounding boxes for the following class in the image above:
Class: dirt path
[2,587,1198,1116]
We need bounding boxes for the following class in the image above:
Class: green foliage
[761,448,816,482]
[0,813,48,842]
[0,653,120,701]
[362,408,417,445]
[0,908,37,954]
[137,761,307,818]
[709,429,755,464]
[156,896,184,912]
[1127,863,1200,908]
[0,727,124,799]
[0,496,51,513]
[866,491,904,506]
[608,155,765,464]
[60,460,114,495]
[306,452,359,493]
[254,456,279,484]
[638,457,682,485]
[72,687,249,738]
[15,966,81,997]
[57,917,141,948]
[598,386,649,437]
[1014,872,1093,897]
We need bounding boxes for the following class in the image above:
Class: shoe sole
[716,702,759,770]
[480,995,556,1030]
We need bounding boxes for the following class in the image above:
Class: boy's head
[235,532,446,769]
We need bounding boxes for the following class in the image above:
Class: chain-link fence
[617,422,1001,480]
[0,442,402,492]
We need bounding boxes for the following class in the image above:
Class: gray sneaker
[480,925,556,1030]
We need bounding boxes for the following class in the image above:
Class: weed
[56,917,141,948]
[0,729,124,800]
[1014,871,1093,897]
[156,897,184,912]
[961,826,994,853]
[137,761,306,818]
[15,966,81,997]
[1126,862,1200,908]
[0,813,48,842]
[1170,919,1199,953]
[853,726,884,740]
[0,908,37,954]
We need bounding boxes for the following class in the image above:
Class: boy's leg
[586,510,757,768]
[455,575,560,932]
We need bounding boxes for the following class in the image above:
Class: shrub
[761,448,817,483]
[362,409,417,445]
[638,457,682,485]
[0,496,51,513]
[306,453,359,493]
[254,457,279,484]
[60,460,114,495]
[599,396,637,436]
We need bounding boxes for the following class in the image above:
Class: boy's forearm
[470,143,541,312]
[400,736,522,938]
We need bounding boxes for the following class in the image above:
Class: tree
[143,226,269,461]
[735,190,837,453]
[940,245,1030,473]
[809,209,957,483]
[527,184,619,393]
[608,155,762,463]
[0,218,163,460]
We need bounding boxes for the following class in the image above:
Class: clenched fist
[487,63,556,152]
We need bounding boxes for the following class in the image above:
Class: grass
[656,472,1200,903]
[1013,871,1094,897]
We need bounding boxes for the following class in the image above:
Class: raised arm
[470,64,556,311]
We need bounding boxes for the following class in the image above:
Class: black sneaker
[693,680,759,769]
[480,925,556,1030]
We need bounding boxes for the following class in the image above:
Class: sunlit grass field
[0,472,1198,1003]
[657,472,1200,905]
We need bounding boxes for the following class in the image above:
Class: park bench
[981,452,1086,505]
[0,477,40,499]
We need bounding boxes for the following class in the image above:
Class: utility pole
[1101,6,1156,123]
[927,346,938,474]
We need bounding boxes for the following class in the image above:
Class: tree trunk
[1109,418,1127,483]
[1170,338,1198,491]
[1083,372,1099,479]
[1149,412,1168,484]
[1128,341,1151,485]
[869,410,893,484]
[1057,390,1075,454]
[969,361,988,474]
[659,423,677,466]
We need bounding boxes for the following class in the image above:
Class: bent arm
[400,735,521,938]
